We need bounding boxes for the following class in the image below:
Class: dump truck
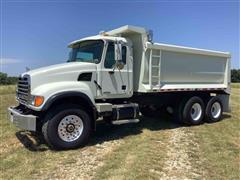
[8,25,231,149]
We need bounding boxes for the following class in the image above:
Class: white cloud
[0,58,22,65]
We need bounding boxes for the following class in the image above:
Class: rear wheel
[205,96,223,123]
[183,96,205,125]
[175,96,205,125]
[42,104,91,150]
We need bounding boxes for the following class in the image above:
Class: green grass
[0,84,239,179]
[191,87,240,179]
[94,121,171,179]
[231,83,240,89]
[0,85,16,95]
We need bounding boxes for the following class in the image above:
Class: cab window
[104,42,127,69]
[122,46,127,64]
[104,42,115,68]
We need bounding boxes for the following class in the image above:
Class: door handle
[108,71,114,74]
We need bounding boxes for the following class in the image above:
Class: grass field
[0,84,239,179]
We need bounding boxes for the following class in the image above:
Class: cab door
[100,41,131,99]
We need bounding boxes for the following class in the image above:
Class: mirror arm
[112,65,116,72]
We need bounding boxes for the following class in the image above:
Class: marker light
[34,96,44,107]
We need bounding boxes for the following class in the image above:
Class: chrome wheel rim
[211,102,221,119]
[58,115,83,142]
[191,103,202,121]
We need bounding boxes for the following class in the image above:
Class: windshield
[68,40,104,63]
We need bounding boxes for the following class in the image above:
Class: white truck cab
[8,25,231,150]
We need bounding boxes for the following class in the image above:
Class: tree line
[0,72,18,85]
[0,69,240,85]
[231,69,240,83]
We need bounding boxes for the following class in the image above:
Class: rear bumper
[8,106,37,131]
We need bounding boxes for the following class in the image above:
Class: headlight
[31,95,44,107]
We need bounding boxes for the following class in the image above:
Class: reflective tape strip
[158,88,226,92]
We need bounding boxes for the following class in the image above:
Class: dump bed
[141,42,231,93]
[107,25,231,94]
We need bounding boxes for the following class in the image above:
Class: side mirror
[116,60,124,70]
[114,42,122,61]
[114,42,124,70]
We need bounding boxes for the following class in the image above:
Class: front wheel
[42,104,91,150]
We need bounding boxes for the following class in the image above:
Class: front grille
[17,75,30,104]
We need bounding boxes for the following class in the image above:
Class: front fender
[29,81,95,111]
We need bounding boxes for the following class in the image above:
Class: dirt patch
[0,137,22,154]
[34,139,122,180]
[150,127,203,179]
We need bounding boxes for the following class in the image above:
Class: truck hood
[22,62,97,91]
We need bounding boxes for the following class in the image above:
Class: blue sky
[1,0,239,76]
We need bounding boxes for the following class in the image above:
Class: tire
[173,98,186,124]
[205,96,223,123]
[181,96,205,125]
[42,104,91,150]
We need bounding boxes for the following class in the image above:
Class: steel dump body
[107,25,231,93]
[142,43,231,92]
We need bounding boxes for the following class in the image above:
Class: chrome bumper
[8,107,37,131]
